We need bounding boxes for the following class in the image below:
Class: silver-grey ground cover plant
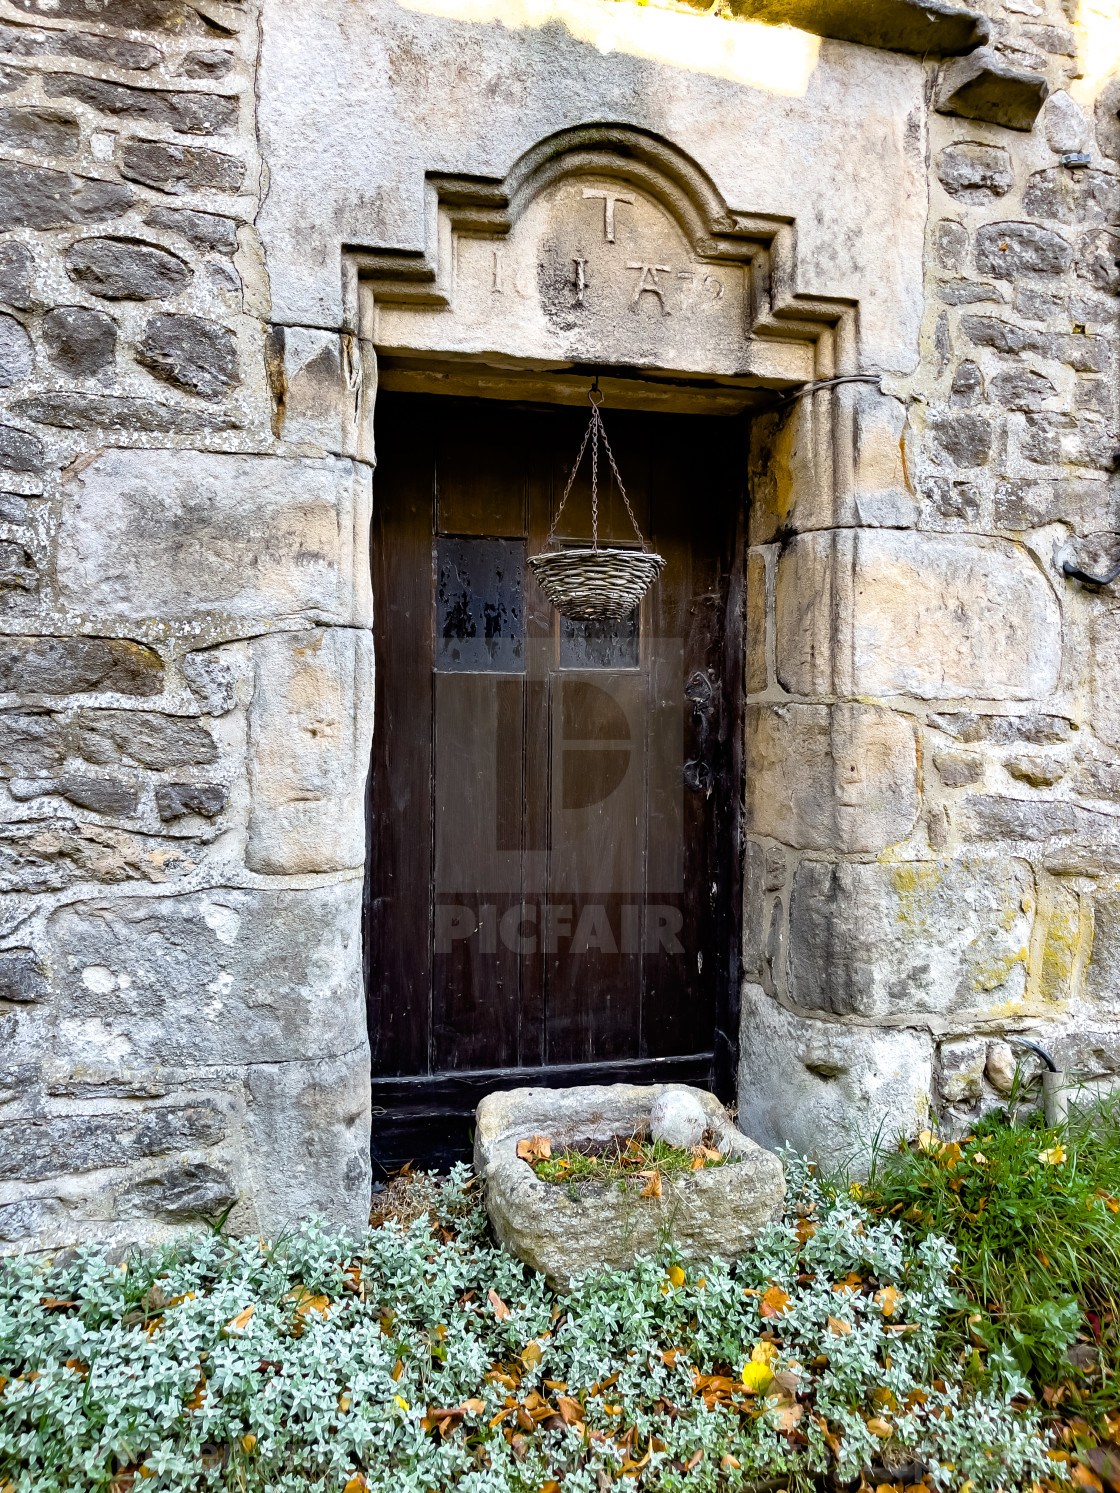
[0,1159,1049,1492]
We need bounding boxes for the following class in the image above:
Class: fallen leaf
[668,1265,685,1288]
[338,1393,351,1413]
[241,1434,257,1453]
[521,1341,543,1367]
[393,1395,409,1412]
[1072,1466,1104,1493]
[516,1134,552,1163]
[761,1285,791,1318]
[796,1218,818,1246]
[640,1171,663,1199]
[39,1298,77,1311]
[751,1341,779,1365]
[875,1286,900,1318]
[684,1449,704,1472]
[772,1400,803,1432]
[225,1305,255,1333]
[488,1289,511,1320]
[184,1375,207,1411]
[866,1417,893,1439]
[721,1455,741,1470]
[557,1395,584,1425]
[871,1386,898,1412]
[343,1477,368,1493]
[917,1131,937,1153]
[1040,1144,1066,1166]
[540,1483,562,1493]
[827,1316,853,1336]
[391,1358,405,1381]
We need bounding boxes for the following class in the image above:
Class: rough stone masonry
[0,0,1116,1253]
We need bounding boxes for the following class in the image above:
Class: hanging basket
[528,393,665,621]
[529,546,666,621]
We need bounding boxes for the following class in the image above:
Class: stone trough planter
[474,1083,785,1289]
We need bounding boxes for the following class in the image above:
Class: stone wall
[0,0,1117,1250]
[739,0,1120,1167]
[0,0,373,1253]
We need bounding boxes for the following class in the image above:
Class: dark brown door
[366,393,745,1168]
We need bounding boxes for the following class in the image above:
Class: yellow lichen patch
[1038,888,1080,1005]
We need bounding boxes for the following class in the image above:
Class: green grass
[530,1134,729,1189]
[858,1088,1120,1398]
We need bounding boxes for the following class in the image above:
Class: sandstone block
[1005,752,1066,787]
[1087,878,1120,1013]
[1095,76,1120,164]
[1092,611,1120,751]
[42,306,117,376]
[15,392,238,434]
[0,314,32,387]
[775,529,1061,701]
[0,636,163,696]
[1043,91,1089,154]
[0,106,78,156]
[936,142,1013,202]
[787,856,1033,1019]
[744,703,918,852]
[955,795,1117,844]
[247,628,373,875]
[989,366,1055,413]
[136,313,238,399]
[0,712,65,773]
[119,137,245,195]
[119,1160,237,1221]
[928,410,991,466]
[1023,167,1120,227]
[179,50,234,80]
[737,983,933,1170]
[935,48,1047,132]
[43,73,237,136]
[935,751,983,787]
[74,710,216,771]
[476,1083,784,1288]
[0,1102,226,1182]
[243,1046,371,1239]
[155,782,227,820]
[0,242,34,311]
[46,882,367,1067]
[0,423,40,472]
[939,1037,988,1104]
[279,327,350,450]
[975,222,1072,278]
[6,1,208,31]
[145,205,237,255]
[933,219,969,273]
[0,20,160,71]
[58,450,373,634]
[0,161,132,231]
[66,236,191,301]
[0,948,46,1002]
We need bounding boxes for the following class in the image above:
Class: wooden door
[366,393,745,1169]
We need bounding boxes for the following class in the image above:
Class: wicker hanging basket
[528,394,665,621]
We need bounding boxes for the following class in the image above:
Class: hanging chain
[544,392,648,552]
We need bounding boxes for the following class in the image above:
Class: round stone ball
[649,1090,707,1150]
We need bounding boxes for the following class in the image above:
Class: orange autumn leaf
[773,1401,804,1433]
[761,1285,791,1318]
[225,1305,255,1334]
[1071,1466,1103,1493]
[721,1455,741,1470]
[343,1477,368,1493]
[521,1341,543,1367]
[875,1286,900,1318]
[827,1315,852,1336]
[516,1135,552,1163]
[796,1218,817,1246]
[557,1396,584,1425]
[640,1171,663,1200]
[488,1289,511,1320]
[866,1417,893,1439]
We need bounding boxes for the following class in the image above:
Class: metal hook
[589,378,604,408]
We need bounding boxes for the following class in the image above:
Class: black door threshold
[370,1053,715,1173]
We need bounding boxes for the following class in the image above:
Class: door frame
[363,383,748,1172]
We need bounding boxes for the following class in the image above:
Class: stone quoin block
[786,856,1034,1020]
[242,1047,372,1240]
[246,628,374,876]
[744,703,919,852]
[57,450,373,635]
[45,882,367,1069]
[775,528,1062,700]
[737,983,933,1171]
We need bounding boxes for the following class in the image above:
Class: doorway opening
[365,390,748,1170]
